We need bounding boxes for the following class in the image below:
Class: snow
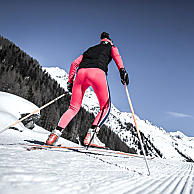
[0,122,194,193]
[0,91,39,119]
[0,92,40,133]
[43,67,194,161]
[0,91,194,194]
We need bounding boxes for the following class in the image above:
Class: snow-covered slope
[0,114,194,194]
[0,90,194,194]
[1,128,194,194]
[0,91,39,119]
[43,67,194,161]
[0,92,40,132]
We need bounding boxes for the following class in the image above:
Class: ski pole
[124,84,151,176]
[0,93,67,134]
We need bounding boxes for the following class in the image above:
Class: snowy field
[0,92,193,194]
[0,127,194,194]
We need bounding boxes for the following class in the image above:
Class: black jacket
[79,41,113,74]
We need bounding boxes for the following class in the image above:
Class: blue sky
[0,0,194,136]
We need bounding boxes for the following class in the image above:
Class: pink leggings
[58,68,111,129]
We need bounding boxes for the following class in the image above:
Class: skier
[46,32,129,148]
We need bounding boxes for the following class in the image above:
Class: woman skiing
[46,32,129,148]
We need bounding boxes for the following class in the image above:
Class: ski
[26,144,155,160]
[26,144,119,158]
[26,144,83,151]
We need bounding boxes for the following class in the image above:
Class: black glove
[120,68,129,85]
[67,82,73,93]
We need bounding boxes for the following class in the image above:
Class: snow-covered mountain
[43,67,194,162]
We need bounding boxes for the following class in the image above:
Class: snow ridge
[43,67,194,161]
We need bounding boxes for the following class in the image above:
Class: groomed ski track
[0,128,193,194]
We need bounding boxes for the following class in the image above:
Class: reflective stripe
[98,77,111,127]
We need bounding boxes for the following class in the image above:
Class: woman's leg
[46,69,89,145]
[58,71,89,129]
[91,70,111,128]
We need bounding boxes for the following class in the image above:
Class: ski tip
[26,146,44,151]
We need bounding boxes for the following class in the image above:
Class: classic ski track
[121,162,194,194]
[84,152,143,175]
[90,158,194,194]
[84,152,194,194]
[1,131,194,194]
[1,145,194,194]
[26,145,145,174]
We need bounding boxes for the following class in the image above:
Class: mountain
[44,67,194,162]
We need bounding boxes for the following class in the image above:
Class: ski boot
[84,127,105,148]
[46,126,63,145]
